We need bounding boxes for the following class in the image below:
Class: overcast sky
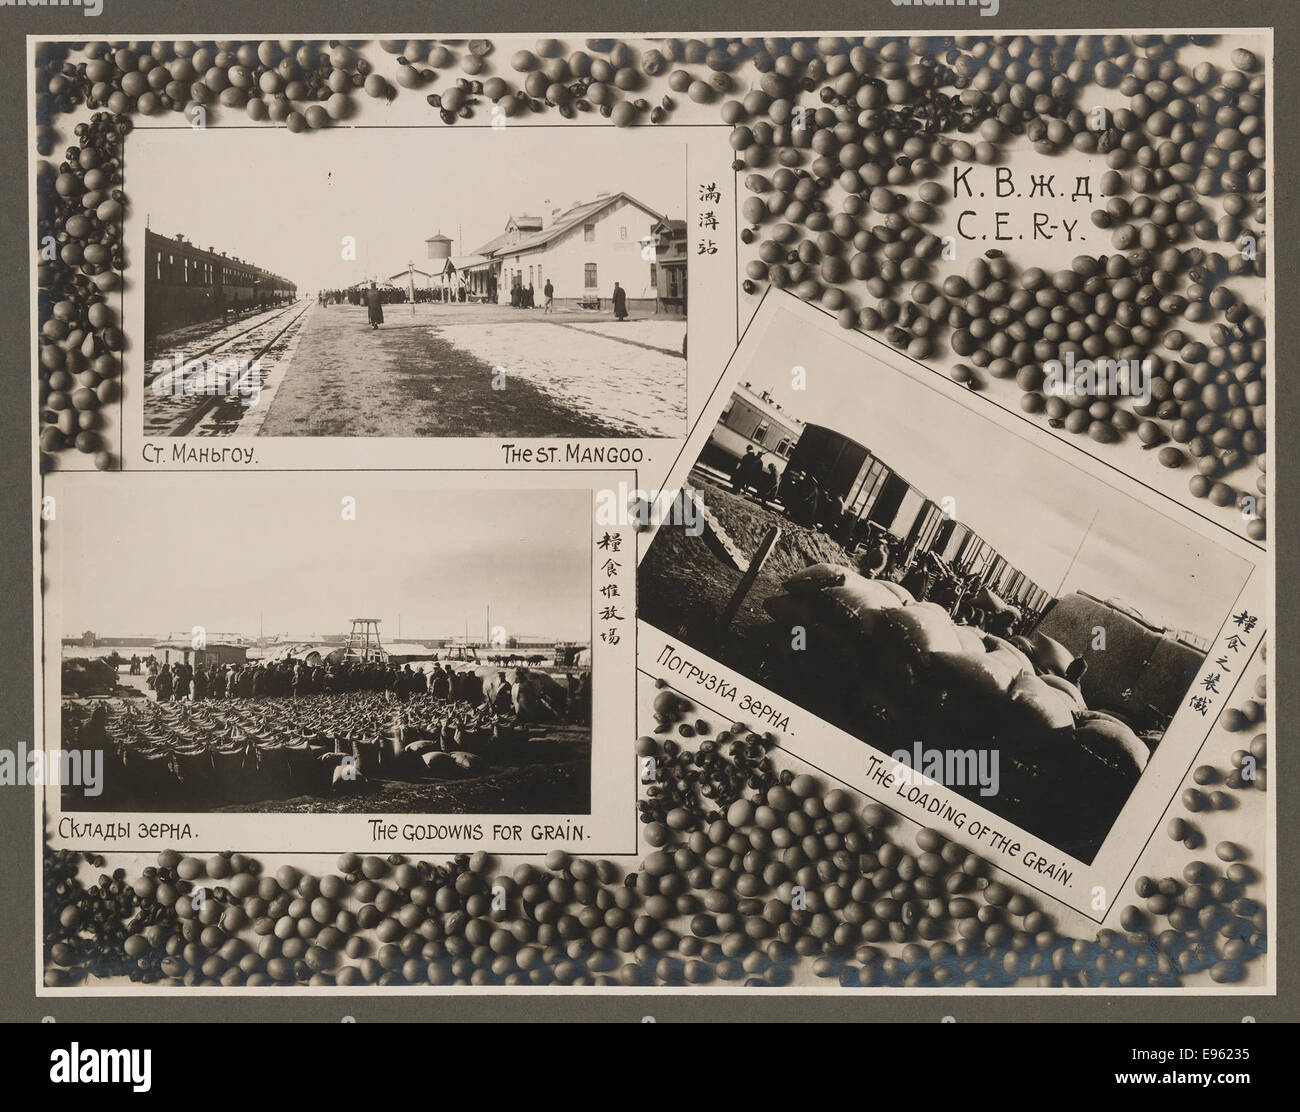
[54,481,592,642]
[732,304,1251,639]
[130,127,686,291]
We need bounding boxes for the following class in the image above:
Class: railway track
[144,301,314,438]
[143,301,303,375]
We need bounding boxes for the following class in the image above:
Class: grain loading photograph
[639,299,1254,862]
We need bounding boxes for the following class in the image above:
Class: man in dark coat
[732,446,757,494]
[431,665,451,700]
[543,279,554,313]
[612,282,628,321]
[154,667,172,702]
[365,282,384,329]
[493,672,514,715]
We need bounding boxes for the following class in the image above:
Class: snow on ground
[428,321,688,437]
[564,318,687,355]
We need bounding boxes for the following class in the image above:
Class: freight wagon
[1033,591,1207,729]
[786,424,1050,619]
[145,229,296,342]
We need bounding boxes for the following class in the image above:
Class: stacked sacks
[763,563,918,725]
[478,666,567,724]
[763,562,1150,855]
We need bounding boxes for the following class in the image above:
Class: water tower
[426,233,452,261]
[345,618,386,662]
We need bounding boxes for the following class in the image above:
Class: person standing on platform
[365,282,384,329]
[612,281,628,321]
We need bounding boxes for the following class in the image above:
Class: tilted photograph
[639,305,1254,862]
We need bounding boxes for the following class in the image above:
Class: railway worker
[863,533,891,579]
[731,445,758,494]
[543,279,555,313]
[612,281,628,321]
[365,282,384,329]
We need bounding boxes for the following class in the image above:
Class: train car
[1034,591,1206,727]
[145,229,296,342]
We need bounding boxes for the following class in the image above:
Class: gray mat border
[2,0,1292,1023]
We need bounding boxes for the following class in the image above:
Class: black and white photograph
[52,478,597,817]
[24,26,1278,1015]
[136,128,689,439]
[640,297,1257,864]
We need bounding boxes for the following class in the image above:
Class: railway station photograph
[639,308,1253,862]
[137,127,688,438]
[51,478,596,816]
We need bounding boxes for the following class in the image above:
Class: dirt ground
[217,756,591,815]
[257,301,684,437]
[638,475,858,658]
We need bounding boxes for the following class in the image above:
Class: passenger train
[145,229,296,341]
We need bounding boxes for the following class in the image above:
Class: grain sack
[783,562,848,594]
[1039,673,1088,713]
[1007,672,1078,733]
[1074,710,1149,776]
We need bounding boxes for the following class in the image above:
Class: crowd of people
[146,658,465,703]
[311,278,636,320]
[726,446,1036,640]
[730,446,857,540]
[315,284,472,308]
[140,656,593,724]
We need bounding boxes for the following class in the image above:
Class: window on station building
[584,263,598,289]
[753,419,769,443]
[584,223,596,242]
[775,437,791,457]
[619,226,628,240]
